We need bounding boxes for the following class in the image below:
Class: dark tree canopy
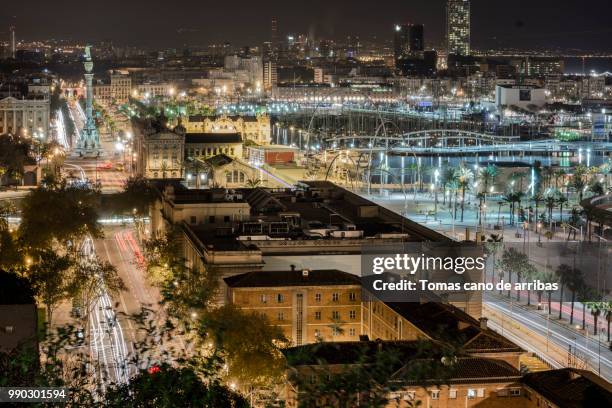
[0,133,35,181]
[104,365,249,408]
[18,183,102,250]
[0,270,35,304]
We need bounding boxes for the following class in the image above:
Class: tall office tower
[446,0,471,56]
[409,24,424,53]
[10,26,16,58]
[263,60,277,90]
[270,17,278,57]
[393,24,410,61]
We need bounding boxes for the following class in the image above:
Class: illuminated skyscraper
[446,0,470,56]
[393,24,410,62]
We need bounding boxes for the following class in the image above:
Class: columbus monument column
[75,45,103,157]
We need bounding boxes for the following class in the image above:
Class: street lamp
[537,222,542,245]
[434,169,440,220]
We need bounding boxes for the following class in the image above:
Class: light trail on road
[54,109,70,149]
[75,100,86,121]
[486,299,612,380]
[81,237,130,390]
[67,102,82,142]
[66,162,131,391]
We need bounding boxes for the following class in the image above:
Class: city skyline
[1,0,612,51]
[1,1,612,406]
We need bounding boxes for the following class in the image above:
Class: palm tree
[510,171,527,192]
[499,248,527,299]
[524,264,538,306]
[485,234,503,284]
[502,191,524,225]
[571,165,588,202]
[542,166,554,189]
[585,301,604,336]
[502,193,514,224]
[604,302,612,342]
[441,167,458,206]
[450,178,461,221]
[458,167,473,222]
[537,269,557,315]
[476,191,486,227]
[557,194,568,223]
[555,264,574,320]
[579,287,597,330]
[582,206,596,242]
[529,192,543,232]
[566,268,584,325]
[478,164,498,203]
[544,194,557,229]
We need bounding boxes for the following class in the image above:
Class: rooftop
[284,340,521,383]
[185,133,242,144]
[224,269,361,288]
[187,114,259,123]
[522,368,612,407]
[159,183,247,205]
[381,300,521,352]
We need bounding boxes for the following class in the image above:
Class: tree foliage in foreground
[201,305,289,389]
[0,307,251,407]
[287,339,460,408]
[0,133,35,181]
[18,182,101,251]
[104,364,249,408]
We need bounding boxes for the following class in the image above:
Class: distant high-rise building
[409,24,424,53]
[9,26,16,59]
[318,39,333,58]
[263,60,277,89]
[446,0,470,56]
[270,17,278,57]
[393,24,410,61]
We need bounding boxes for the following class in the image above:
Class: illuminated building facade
[0,96,50,138]
[446,0,471,56]
[225,269,363,346]
[184,114,271,145]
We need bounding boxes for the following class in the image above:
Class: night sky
[1,0,612,51]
